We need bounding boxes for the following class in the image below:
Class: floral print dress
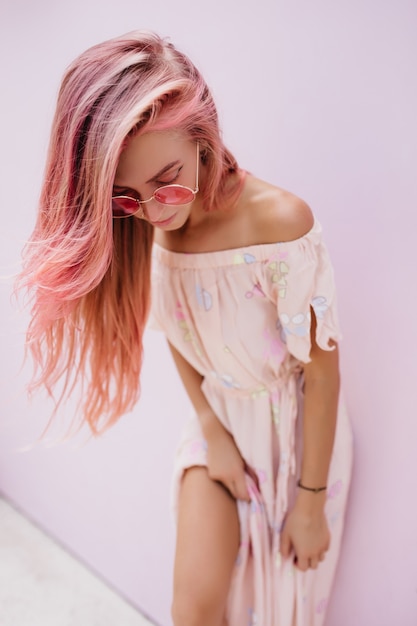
[150,218,353,626]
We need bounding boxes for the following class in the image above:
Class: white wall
[1,1,416,625]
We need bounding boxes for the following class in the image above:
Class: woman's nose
[143,200,169,220]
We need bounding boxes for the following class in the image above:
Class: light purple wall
[1,2,416,625]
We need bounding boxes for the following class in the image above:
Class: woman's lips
[152,213,177,227]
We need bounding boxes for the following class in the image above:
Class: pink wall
[1,1,416,625]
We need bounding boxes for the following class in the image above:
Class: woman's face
[113,130,202,230]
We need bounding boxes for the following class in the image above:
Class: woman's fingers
[214,466,257,502]
[294,553,326,570]
[233,476,251,502]
[244,463,260,491]
[214,477,249,502]
[294,555,310,571]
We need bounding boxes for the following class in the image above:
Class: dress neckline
[152,218,321,269]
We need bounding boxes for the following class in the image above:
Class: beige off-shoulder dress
[150,218,353,626]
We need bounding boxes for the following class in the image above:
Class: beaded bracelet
[296,479,327,493]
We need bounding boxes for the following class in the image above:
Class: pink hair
[17,30,239,434]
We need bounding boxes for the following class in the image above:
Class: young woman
[19,30,353,626]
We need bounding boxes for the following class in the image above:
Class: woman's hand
[166,343,257,502]
[279,495,330,570]
[204,420,254,502]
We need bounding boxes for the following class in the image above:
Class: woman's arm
[280,309,339,569]
[167,341,251,501]
[297,308,340,511]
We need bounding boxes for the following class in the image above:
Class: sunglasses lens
[154,185,195,205]
[112,196,138,217]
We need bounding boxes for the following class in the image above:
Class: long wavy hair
[17,30,239,434]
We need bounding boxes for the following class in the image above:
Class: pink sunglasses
[112,142,200,218]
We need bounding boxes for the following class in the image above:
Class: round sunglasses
[112,142,200,218]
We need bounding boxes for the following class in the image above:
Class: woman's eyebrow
[113,160,181,192]
[146,160,180,183]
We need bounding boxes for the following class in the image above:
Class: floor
[0,497,155,626]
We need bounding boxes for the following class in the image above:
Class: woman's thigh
[172,466,240,625]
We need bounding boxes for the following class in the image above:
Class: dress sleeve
[265,220,342,363]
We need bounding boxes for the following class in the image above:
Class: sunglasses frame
[112,142,200,219]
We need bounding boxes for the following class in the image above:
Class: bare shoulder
[243,175,314,244]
